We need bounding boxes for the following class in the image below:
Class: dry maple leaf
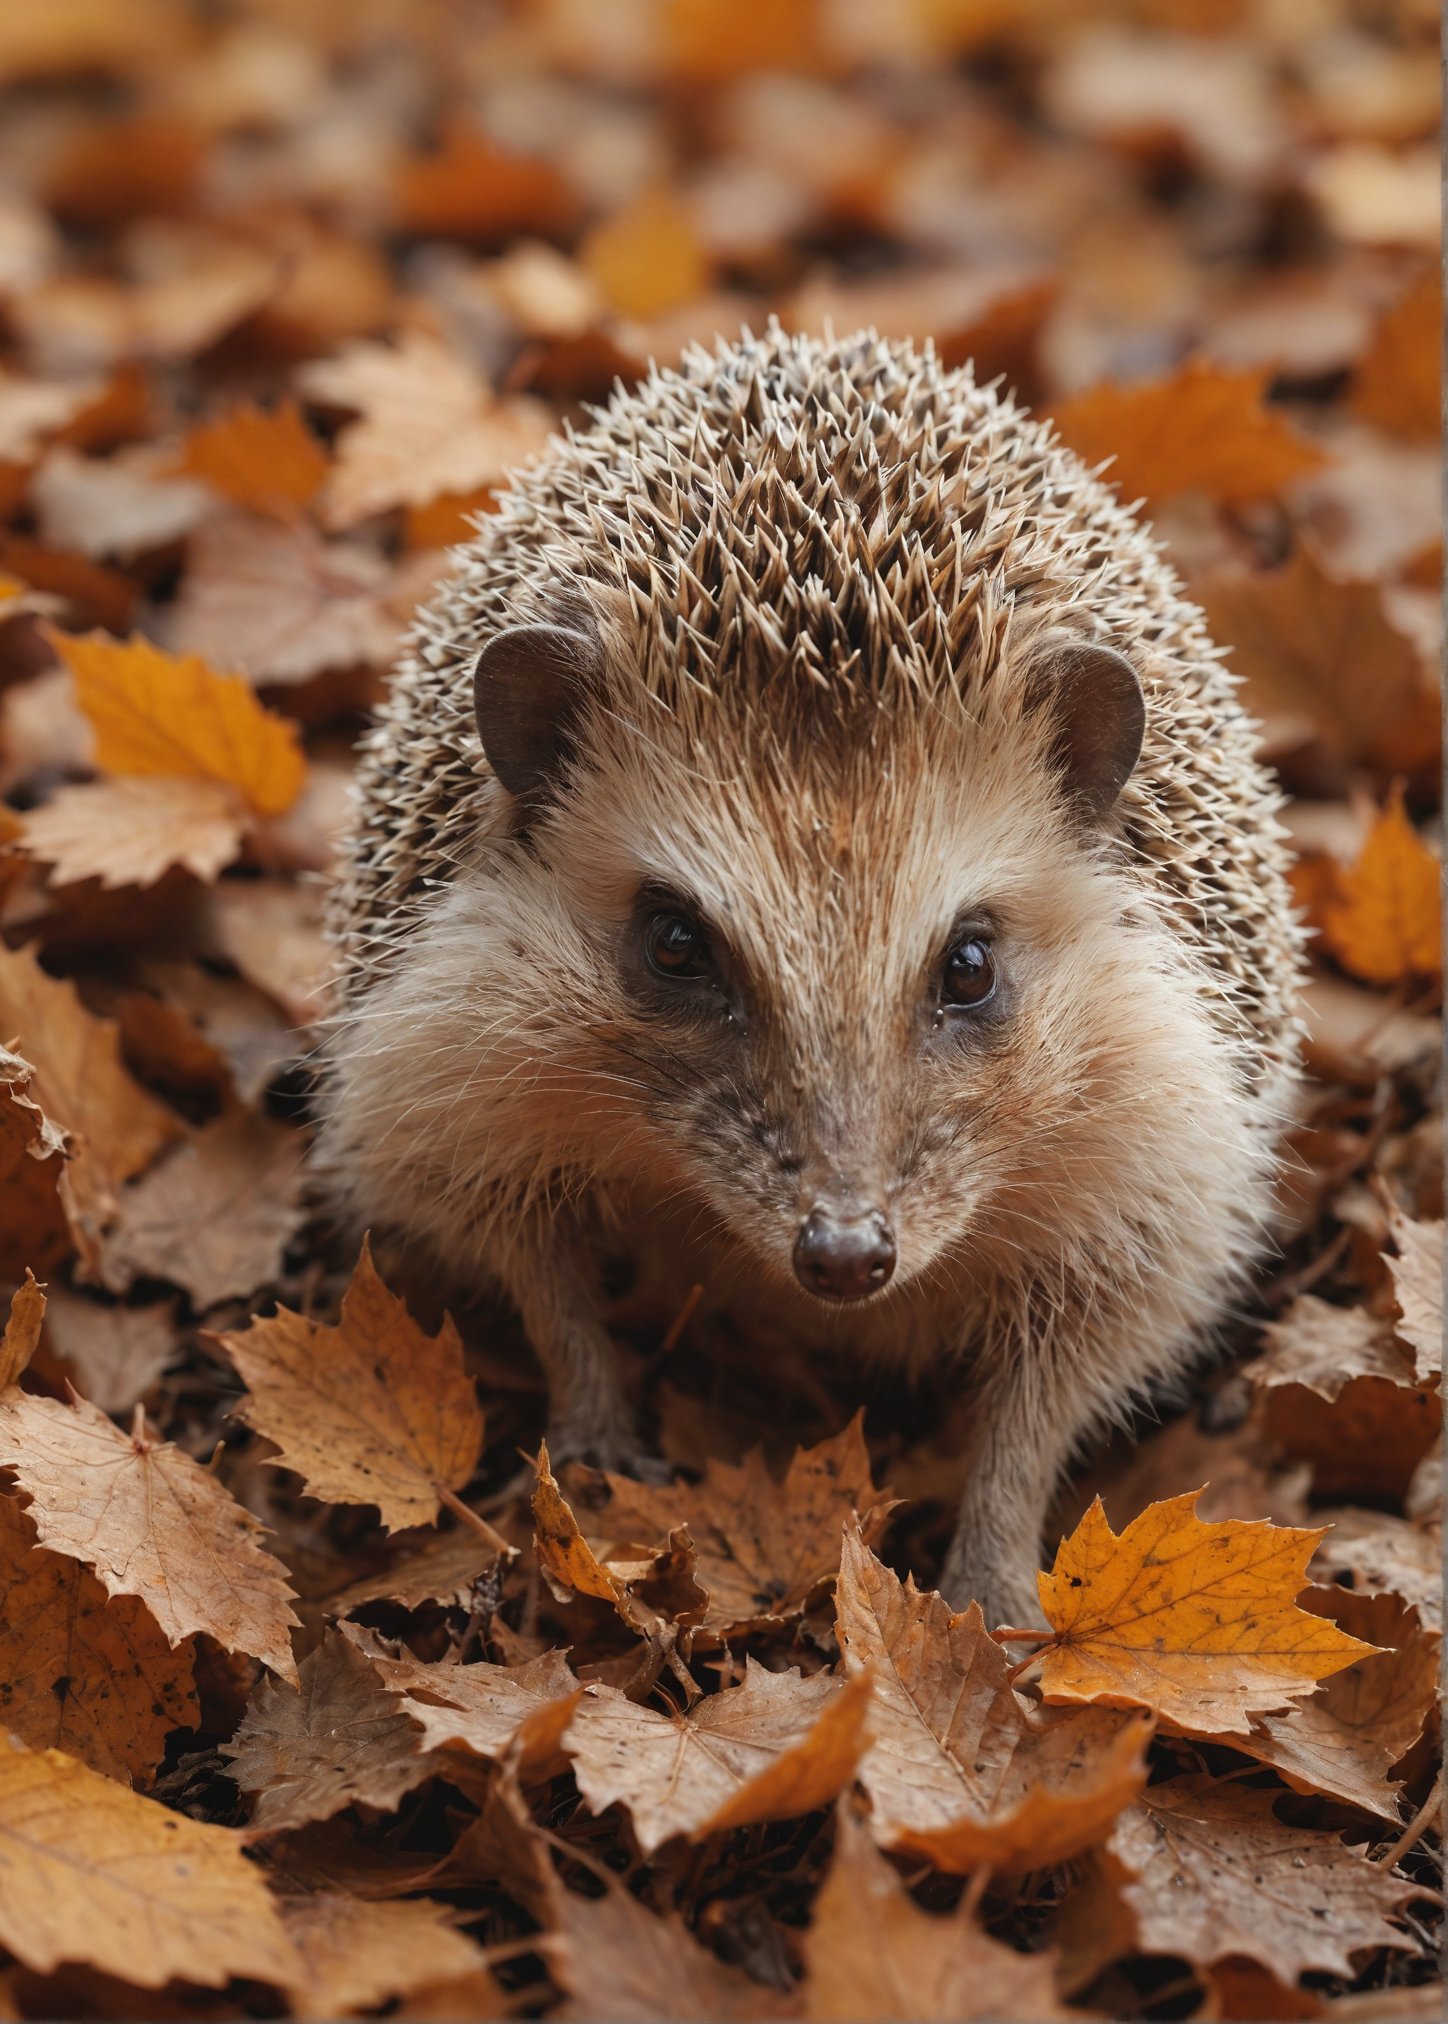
[22,774,246,888]
[223,1632,435,1837]
[1384,1207,1443,1384]
[1102,1775,1415,1981]
[298,330,555,528]
[1311,1510,1442,1630]
[531,1443,706,1643]
[836,1522,1150,1872]
[0,1387,299,1681]
[1034,1491,1378,1733]
[802,1807,1080,2022]
[1254,1367,1441,1505]
[598,1412,897,1636]
[566,1660,871,1854]
[0,1270,44,1386]
[279,1893,496,2022]
[177,397,329,512]
[40,1286,176,1415]
[0,1734,301,1987]
[213,1237,484,1532]
[345,1627,582,1778]
[330,1526,502,1615]
[1196,547,1435,770]
[1351,267,1440,439]
[0,945,182,1269]
[1050,360,1327,507]
[1318,787,1442,985]
[1250,1295,1419,1401]
[0,368,108,462]
[32,445,210,559]
[47,627,305,817]
[0,1491,197,1784]
[0,1046,70,1281]
[204,875,331,1024]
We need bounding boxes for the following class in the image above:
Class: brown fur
[316,327,1303,1626]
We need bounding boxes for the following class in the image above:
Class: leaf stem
[1375,1772,1443,1869]
[437,1482,515,1559]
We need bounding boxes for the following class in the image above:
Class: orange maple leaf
[46,629,305,818]
[1318,786,1442,986]
[177,398,329,513]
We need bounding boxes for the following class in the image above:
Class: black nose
[793,1209,896,1302]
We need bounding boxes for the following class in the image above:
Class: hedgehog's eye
[645,909,710,980]
[942,935,996,1009]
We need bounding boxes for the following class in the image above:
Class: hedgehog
[316,323,1303,1628]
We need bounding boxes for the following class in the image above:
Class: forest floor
[0,1,1440,2018]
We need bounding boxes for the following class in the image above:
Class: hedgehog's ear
[472,623,601,803]
[1029,642,1145,820]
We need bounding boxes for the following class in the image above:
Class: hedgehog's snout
[793,1204,896,1302]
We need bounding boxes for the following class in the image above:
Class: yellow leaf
[1034,1491,1378,1733]
[1050,361,1328,508]
[0,1735,300,1988]
[176,397,329,511]
[1318,786,1441,985]
[212,1237,484,1533]
[582,188,712,322]
[47,628,305,818]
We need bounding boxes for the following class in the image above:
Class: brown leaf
[0,1271,44,1387]
[548,1871,793,2023]
[597,1413,897,1636]
[0,1492,196,1783]
[1311,1510,1442,1630]
[279,1893,496,2021]
[565,1660,870,1854]
[1351,267,1440,438]
[0,945,182,1269]
[344,1628,582,1777]
[100,1109,303,1308]
[330,1527,502,1615]
[836,1523,1149,1872]
[1050,362,1327,507]
[1196,548,1435,769]
[223,1631,434,1836]
[1035,1493,1378,1734]
[1254,1373,1440,1504]
[22,775,246,888]
[176,398,329,513]
[39,1287,176,1415]
[204,875,331,1025]
[298,332,555,528]
[213,1238,483,1532]
[531,1444,705,1640]
[31,446,209,559]
[1384,1207,1443,1384]
[802,1807,1079,2022]
[0,1048,70,1282]
[1103,1775,1415,1980]
[1250,1296,1418,1401]
[0,1733,301,1987]
[0,1386,300,1680]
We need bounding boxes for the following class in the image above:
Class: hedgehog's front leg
[503,1215,667,1479]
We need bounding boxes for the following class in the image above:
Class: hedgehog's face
[474,620,1151,1308]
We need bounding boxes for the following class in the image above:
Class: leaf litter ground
[0,2,1440,2019]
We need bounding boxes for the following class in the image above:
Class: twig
[961,1864,994,1919]
[1376,1773,1444,1870]
[991,1626,1054,1645]
[437,1482,516,1560]
[659,1283,704,1360]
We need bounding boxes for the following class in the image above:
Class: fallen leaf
[0,944,182,1268]
[1311,1510,1442,1630]
[0,1385,300,1680]
[583,188,712,320]
[1384,1208,1443,1383]
[177,398,329,512]
[0,1492,197,1784]
[836,1523,1150,1871]
[597,1413,897,1636]
[299,331,555,528]
[395,126,578,244]
[100,1109,302,1308]
[330,1527,502,1615]
[22,775,246,888]
[566,1659,871,1853]
[38,1287,176,1415]
[0,369,108,462]
[0,1047,70,1281]
[802,1806,1079,2022]
[1351,267,1440,438]
[1103,1775,1414,1980]
[0,1271,44,1386]
[1250,1296,1418,1401]
[0,1733,300,1986]
[1050,361,1327,507]
[1196,548,1436,769]
[531,1445,705,1641]
[279,1892,495,2021]
[31,446,210,559]
[1034,1492,1377,1733]
[48,628,306,818]
[1318,787,1442,984]
[1254,1373,1440,1504]
[223,1632,434,1836]
[213,1238,483,1532]
[344,1628,581,1776]
[548,1870,793,2023]
[204,875,331,1024]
